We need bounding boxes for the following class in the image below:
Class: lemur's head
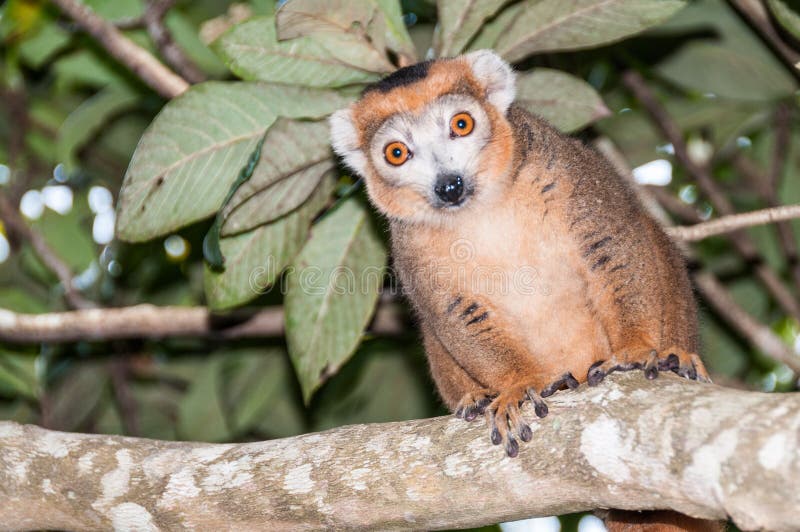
[329,50,516,225]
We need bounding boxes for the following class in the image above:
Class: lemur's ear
[329,107,368,177]
[464,50,516,115]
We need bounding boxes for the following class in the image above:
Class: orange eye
[450,112,474,137]
[384,141,410,166]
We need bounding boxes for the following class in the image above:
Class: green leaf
[655,0,796,101]
[116,81,352,242]
[18,21,71,69]
[515,68,610,132]
[768,0,800,41]
[52,50,129,90]
[374,0,417,61]
[0,350,37,399]
[33,207,96,275]
[204,174,335,310]
[495,0,688,62]
[657,42,796,101]
[284,196,387,403]
[177,356,230,442]
[222,118,334,235]
[203,130,268,269]
[220,348,304,437]
[467,2,523,51]
[165,10,228,77]
[58,86,140,173]
[435,0,507,57]
[276,0,396,73]
[214,16,381,87]
[47,363,108,432]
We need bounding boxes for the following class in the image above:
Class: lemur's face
[368,93,491,210]
[330,50,517,226]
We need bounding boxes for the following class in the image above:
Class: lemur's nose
[434,174,464,205]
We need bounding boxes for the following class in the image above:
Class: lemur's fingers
[455,391,495,421]
[643,350,659,380]
[526,388,549,418]
[540,372,579,397]
[659,347,711,383]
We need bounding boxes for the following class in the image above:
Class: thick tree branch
[0,303,404,343]
[666,204,800,242]
[50,0,189,98]
[0,373,797,531]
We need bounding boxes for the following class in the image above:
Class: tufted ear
[464,50,516,115]
[329,107,369,178]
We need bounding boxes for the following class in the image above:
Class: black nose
[434,174,464,205]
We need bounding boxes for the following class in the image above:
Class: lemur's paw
[587,347,710,386]
[454,390,495,422]
[473,385,547,457]
[540,372,580,398]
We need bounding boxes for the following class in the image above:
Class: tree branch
[0,373,797,531]
[143,0,206,84]
[621,69,800,322]
[50,0,189,98]
[727,0,800,83]
[0,195,92,310]
[666,204,800,242]
[0,303,404,343]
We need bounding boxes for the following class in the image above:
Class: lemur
[330,51,718,531]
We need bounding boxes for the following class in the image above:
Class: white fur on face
[368,93,492,208]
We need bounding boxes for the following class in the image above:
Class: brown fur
[337,54,718,532]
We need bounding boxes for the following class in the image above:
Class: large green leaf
[176,356,230,442]
[221,118,334,235]
[275,0,395,73]
[435,0,507,57]
[204,175,335,310]
[116,82,351,242]
[494,0,687,62]
[0,350,37,399]
[516,68,610,132]
[658,42,796,101]
[214,16,381,87]
[284,197,387,402]
[655,0,796,101]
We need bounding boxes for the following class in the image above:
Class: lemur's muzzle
[434,174,465,205]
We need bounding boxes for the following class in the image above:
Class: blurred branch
[50,0,189,98]
[597,138,800,375]
[0,195,92,310]
[143,0,206,84]
[0,373,797,531]
[727,0,800,83]
[0,303,404,343]
[666,204,800,242]
[622,69,800,322]
[694,271,800,373]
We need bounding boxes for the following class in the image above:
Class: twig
[113,16,145,30]
[50,0,189,98]
[666,204,800,242]
[622,69,800,322]
[143,0,206,84]
[0,303,404,343]
[0,195,92,310]
[0,373,798,531]
[596,138,799,375]
[727,0,800,84]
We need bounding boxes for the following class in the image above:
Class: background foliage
[1,0,800,529]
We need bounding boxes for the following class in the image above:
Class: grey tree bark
[1,373,798,531]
